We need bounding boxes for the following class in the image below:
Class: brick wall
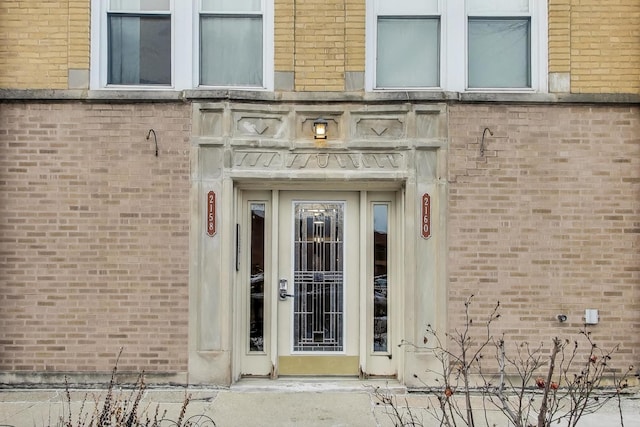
[571,0,640,93]
[344,0,365,74]
[283,0,365,91]
[564,0,640,94]
[68,0,90,70]
[447,104,640,369]
[0,102,191,373]
[0,0,90,89]
[548,0,571,74]
[293,0,347,91]
[274,0,295,73]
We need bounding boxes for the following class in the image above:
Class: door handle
[279,278,294,300]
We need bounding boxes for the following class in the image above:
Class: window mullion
[173,0,193,90]
[442,0,465,92]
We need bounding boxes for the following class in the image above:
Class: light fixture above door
[313,118,328,140]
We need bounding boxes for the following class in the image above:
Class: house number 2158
[207,191,216,237]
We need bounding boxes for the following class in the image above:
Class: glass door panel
[278,192,359,375]
[293,202,344,352]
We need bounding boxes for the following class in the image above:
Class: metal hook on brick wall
[146,129,158,157]
[480,127,493,157]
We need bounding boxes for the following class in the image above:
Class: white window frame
[196,0,274,90]
[464,0,546,92]
[366,0,443,91]
[90,0,273,91]
[366,0,547,93]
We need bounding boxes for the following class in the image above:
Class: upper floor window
[366,0,547,92]
[374,0,440,89]
[107,0,171,86]
[467,0,531,89]
[199,0,264,87]
[91,0,273,90]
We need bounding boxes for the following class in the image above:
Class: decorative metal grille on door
[293,202,344,352]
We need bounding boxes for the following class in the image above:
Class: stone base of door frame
[277,356,359,376]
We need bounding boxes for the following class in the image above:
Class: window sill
[1,89,639,105]
[87,90,185,102]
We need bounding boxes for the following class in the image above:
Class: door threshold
[231,377,406,393]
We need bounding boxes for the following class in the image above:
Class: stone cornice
[1,89,639,105]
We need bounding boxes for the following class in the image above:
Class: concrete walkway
[0,379,638,426]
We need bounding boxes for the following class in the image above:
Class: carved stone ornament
[234,116,285,138]
[232,151,403,171]
[354,117,405,139]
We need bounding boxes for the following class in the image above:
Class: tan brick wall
[0,0,90,89]
[569,0,640,94]
[293,0,347,91]
[448,104,640,370]
[345,0,365,73]
[274,0,295,72]
[0,102,191,373]
[548,0,571,73]
[68,0,90,69]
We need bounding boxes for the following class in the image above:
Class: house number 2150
[206,191,216,237]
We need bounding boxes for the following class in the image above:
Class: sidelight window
[372,204,389,352]
[249,203,266,352]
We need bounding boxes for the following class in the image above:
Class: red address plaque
[421,193,431,239]
[207,191,216,237]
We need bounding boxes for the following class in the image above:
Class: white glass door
[277,192,360,375]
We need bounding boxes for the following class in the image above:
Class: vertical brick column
[344,0,364,72]
[275,0,295,73]
[548,0,571,92]
[67,0,90,88]
[293,0,346,91]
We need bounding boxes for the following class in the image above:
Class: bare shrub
[376,295,636,427]
[56,349,215,427]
